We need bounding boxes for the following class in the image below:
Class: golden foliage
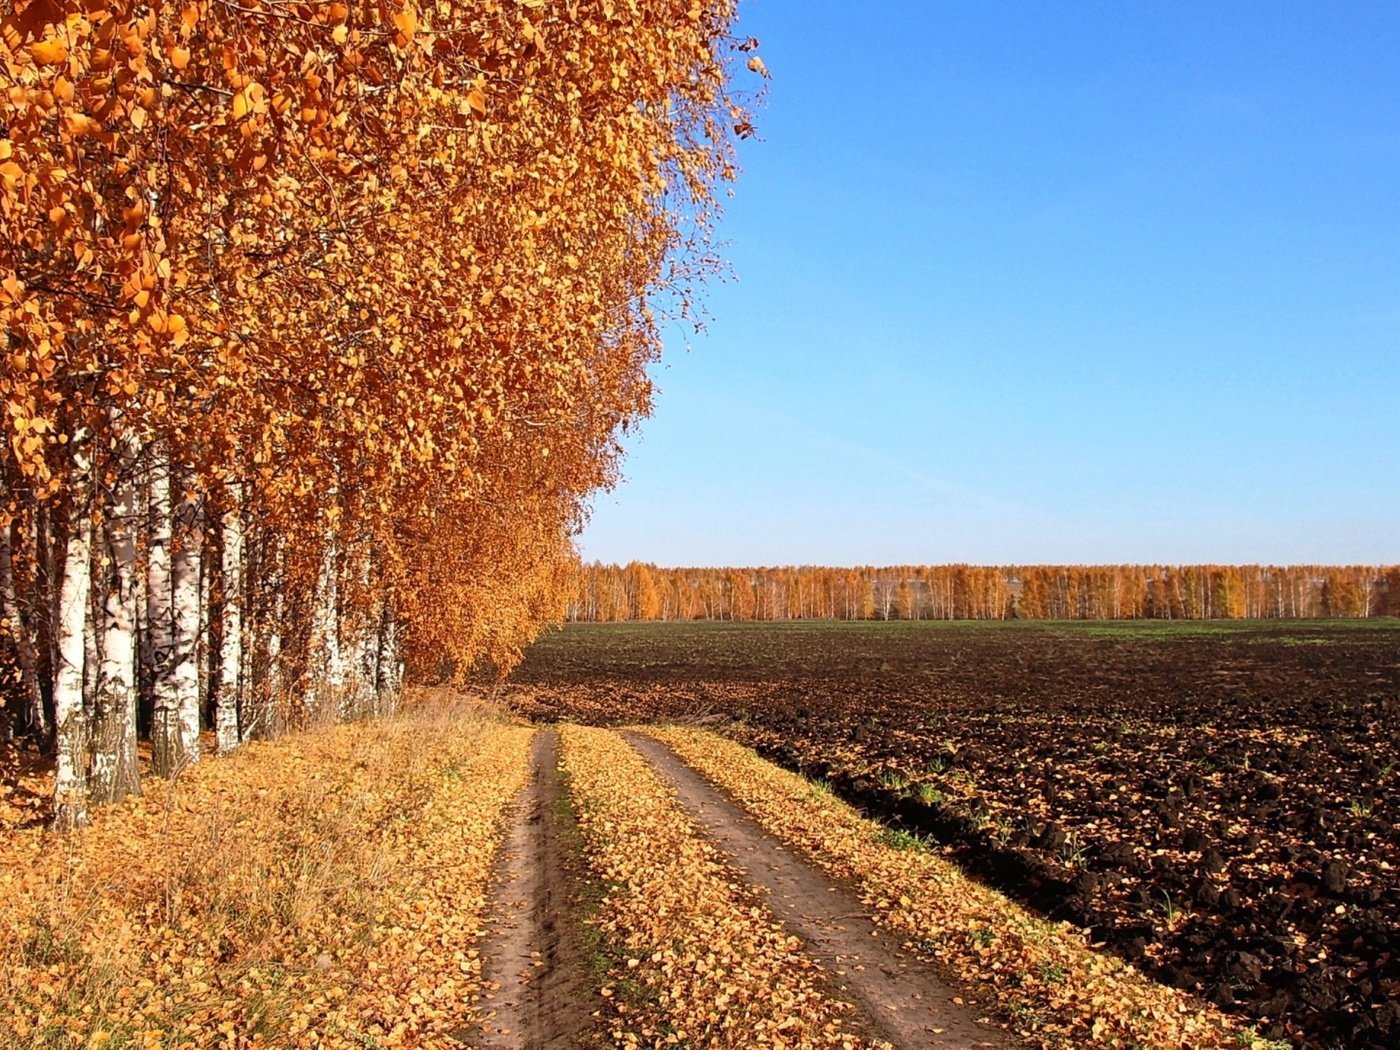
[570,563,1397,622]
[0,0,758,685]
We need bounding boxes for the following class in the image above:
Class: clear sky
[578,0,1400,568]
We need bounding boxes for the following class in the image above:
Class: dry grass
[0,693,532,1049]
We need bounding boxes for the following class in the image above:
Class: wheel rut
[624,731,1017,1050]
[473,728,594,1049]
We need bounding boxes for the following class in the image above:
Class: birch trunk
[91,437,141,805]
[304,537,342,722]
[357,606,378,717]
[83,576,100,714]
[240,530,282,740]
[0,495,47,741]
[215,487,243,752]
[146,448,182,775]
[375,602,402,715]
[239,556,254,738]
[260,537,285,737]
[170,475,202,764]
[348,556,377,717]
[134,555,151,734]
[36,499,58,723]
[53,467,93,831]
[197,529,213,720]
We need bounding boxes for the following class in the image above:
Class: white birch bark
[146,447,182,775]
[83,572,100,711]
[215,487,243,752]
[53,449,93,831]
[170,476,202,764]
[326,571,345,715]
[91,433,141,805]
[237,522,254,738]
[196,530,212,716]
[239,578,253,736]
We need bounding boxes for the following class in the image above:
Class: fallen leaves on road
[559,725,887,1049]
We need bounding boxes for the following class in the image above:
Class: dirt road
[626,732,1009,1049]
[475,730,594,1048]
[475,727,1013,1048]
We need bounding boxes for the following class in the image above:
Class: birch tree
[215,486,244,753]
[90,427,141,804]
[2,0,759,822]
[52,440,93,831]
[146,449,181,776]
[169,478,203,765]
[0,484,46,741]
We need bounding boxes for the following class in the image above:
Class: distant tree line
[570,564,1400,623]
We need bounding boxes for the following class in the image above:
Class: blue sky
[578,1,1399,567]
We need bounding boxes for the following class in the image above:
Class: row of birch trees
[571,563,1400,623]
[1,0,757,826]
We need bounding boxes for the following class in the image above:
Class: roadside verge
[641,726,1280,1050]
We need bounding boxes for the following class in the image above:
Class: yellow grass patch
[0,697,532,1049]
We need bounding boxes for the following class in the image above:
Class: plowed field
[506,619,1400,1049]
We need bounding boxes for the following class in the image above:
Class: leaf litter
[0,695,531,1049]
[558,724,890,1049]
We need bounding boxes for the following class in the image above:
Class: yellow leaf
[232,90,250,121]
[466,89,486,117]
[30,39,68,66]
[169,46,191,71]
[332,24,349,46]
[64,112,102,137]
